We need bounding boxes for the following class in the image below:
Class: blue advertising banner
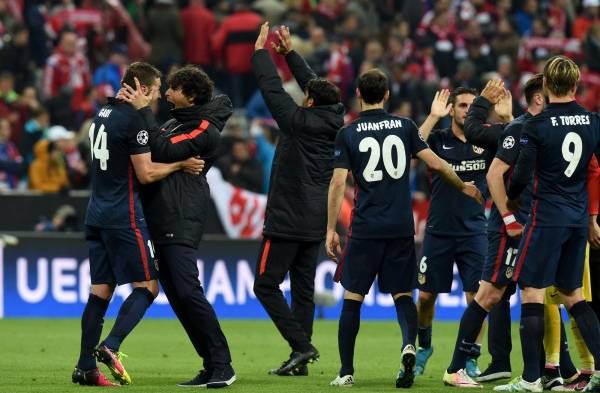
[0,236,521,319]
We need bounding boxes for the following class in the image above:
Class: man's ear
[384,90,390,102]
[307,97,315,107]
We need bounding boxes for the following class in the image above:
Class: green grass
[0,319,527,392]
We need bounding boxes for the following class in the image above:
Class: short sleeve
[410,121,429,154]
[333,128,351,169]
[128,113,151,155]
[495,122,521,166]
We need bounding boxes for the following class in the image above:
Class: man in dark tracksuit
[120,66,235,388]
[251,23,345,375]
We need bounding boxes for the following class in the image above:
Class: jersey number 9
[359,135,407,182]
[562,132,582,178]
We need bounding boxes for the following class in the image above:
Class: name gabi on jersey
[98,108,112,118]
[450,159,486,172]
[551,115,590,126]
[356,119,403,132]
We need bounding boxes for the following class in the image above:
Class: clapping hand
[272,25,292,55]
[255,22,270,51]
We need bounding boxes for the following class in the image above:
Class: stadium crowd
[0,0,599,195]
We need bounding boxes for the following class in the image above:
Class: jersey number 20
[359,135,406,182]
[562,132,582,178]
[88,123,110,171]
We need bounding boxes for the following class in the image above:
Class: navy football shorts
[514,225,587,290]
[86,225,158,286]
[418,232,486,293]
[481,231,521,286]
[334,236,417,296]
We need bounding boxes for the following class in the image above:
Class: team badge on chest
[472,146,485,155]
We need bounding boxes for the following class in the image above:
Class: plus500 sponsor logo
[451,160,486,172]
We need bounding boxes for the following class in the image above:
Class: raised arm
[464,80,507,148]
[272,25,318,90]
[419,89,451,141]
[252,22,298,133]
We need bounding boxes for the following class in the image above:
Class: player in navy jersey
[413,87,494,378]
[72,63,204,387]
[442,75,546,388]
[496,56,600,392]
[326,69,483,388]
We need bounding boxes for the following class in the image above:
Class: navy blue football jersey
[487,113,534,233]
[507,101,600,227]
[425,128,492,236]
[85,98,151,228]
[334,109,428,238]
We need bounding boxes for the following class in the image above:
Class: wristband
[502,212,521,231]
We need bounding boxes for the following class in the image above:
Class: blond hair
[543,56,580,97]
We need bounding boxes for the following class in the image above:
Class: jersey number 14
[88,123,110,171]
[360,135,406,182]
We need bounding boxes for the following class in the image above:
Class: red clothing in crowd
[42,48,91,109]
[181,3,216,66]
[212,10,262,74]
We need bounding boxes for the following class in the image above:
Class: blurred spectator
[0,24,35,91]
[216,137,263,194]
[46,0,102,38]
[573,0,600,40]
[20,106,48,165]
[42,29,91,114]
[249,119,276,193]
[24,0,50,67]
[212,0,262,107]
[28,139,69,193]
[146,0,183,72]
[515,0,538,36]
[0,118,24,190]
[253,0,287,26]
[0,72,18,124]
[46,125,89,189]
[181,0,216,70]
[0,0,17,38]
[92,45,128,97]
[584,22,600,73]
[35,204,78,231]
[492,17,521,64]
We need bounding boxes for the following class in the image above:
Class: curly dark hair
[306,78,341,106]
[167,65,214,106]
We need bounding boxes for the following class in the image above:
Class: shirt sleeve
[410,120,429,154]
[495,122,521,166]
[464,96,507,149]
[128,113,151,155]
[507,120,538,200]
[333,128,351,169]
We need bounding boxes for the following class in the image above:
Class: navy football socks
[418,325,432,349]
[559,315,578,378]
[338,299,362,376]
[394,296,417,348]
[488,297,512,368]
[447,300,488,373]
[102,287,155,351]
[520,303,545,383]
[78,294,110,370]
[569,300,600,370]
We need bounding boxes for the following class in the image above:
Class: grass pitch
[0,319,528,392]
